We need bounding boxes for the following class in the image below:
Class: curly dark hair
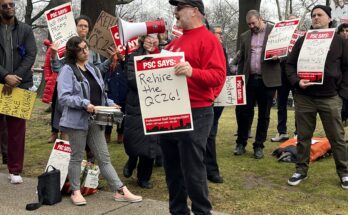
[64,36,86,64]
[338,23,348,34]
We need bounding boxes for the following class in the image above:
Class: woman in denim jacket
[57,36,142,206]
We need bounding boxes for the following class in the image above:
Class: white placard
[297,28,336,85]
[331,0,348,24]
[45,139,71,190]
[288,30,306,53]
[214,75,246,106]
[264,19,300,60]
[45,3,78,59]
[134,52,193,135]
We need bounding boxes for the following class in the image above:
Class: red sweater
[166,25,226,108]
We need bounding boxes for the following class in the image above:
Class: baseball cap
[169,0,205,15]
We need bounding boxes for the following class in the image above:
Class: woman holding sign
[57,36,142,206]
[122,34,161,189]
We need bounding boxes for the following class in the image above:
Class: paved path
[0,173,230,215]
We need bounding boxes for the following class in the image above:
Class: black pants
[236,76,276,148]
[160,107,213,215]
[204,106,223,177]
[127,155,154,182]
[51,85,59,133]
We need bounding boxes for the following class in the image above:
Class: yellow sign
[0,84,37,120]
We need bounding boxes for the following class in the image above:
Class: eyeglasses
[175,4,194,12]
[77,24,89,29]
[78,45,89,53]
[1,2,15,10]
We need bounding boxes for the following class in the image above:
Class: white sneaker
[271,133,289,142]
[8,174,23,184]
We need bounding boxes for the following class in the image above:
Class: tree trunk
[237,0,261,48]
[81,0,119,28]
[275,0,282,21]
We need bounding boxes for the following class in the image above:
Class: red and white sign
[110,25,139,55]
[288,30,306,53]
[264,19,300,60]
[171,18,183,38]
[45,3,77,59]
[45,139,71,190]
[297,28,336,85]
[331,0,348,25]
[214,75,246,106]
[134,52,192,135]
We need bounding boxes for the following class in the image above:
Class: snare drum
[92,107,124,126]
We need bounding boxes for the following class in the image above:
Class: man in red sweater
[156,0,226,214]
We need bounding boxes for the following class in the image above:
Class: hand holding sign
[174,62,193,77]
[299,79,315,89]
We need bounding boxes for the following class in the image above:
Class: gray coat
[57,63,114,130]
[237,24,281,87]
[0,18,37,89]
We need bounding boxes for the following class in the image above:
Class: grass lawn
[2,100,348,215]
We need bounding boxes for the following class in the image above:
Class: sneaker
[114,186,142,203]
[287,173,307,186]
[70,190,87,206]
[341,176,348,189]
[271,133,289,142]
[253,147,264,159]
[8,174,23,184]
[234,145,246,156]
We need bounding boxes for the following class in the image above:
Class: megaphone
[118,18,166,46]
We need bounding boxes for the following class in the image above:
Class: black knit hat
[311,5,332,18]
[169,0,205,15]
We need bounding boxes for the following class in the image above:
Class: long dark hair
[64,36,86,64]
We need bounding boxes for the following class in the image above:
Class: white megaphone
[118,18,166,45]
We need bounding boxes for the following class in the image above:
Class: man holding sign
[158,0,226,214]
[286,5,348,189]
[0,0,36,184]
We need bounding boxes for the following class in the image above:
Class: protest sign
[331,0,348,25]
[288,30,306,53]
[110,25,139,55]
[0,84,36,120]
[134,52,192,135]
[214,75,246,106]
[171,18,183,38]
[45,139,71,190]
[265,19,300,60]
[88,11,117,58]
[45,3,77,59]
[297,28,336,85]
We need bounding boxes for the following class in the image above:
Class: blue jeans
[160,107,213,215]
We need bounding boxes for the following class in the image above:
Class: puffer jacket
[42,41,57,103]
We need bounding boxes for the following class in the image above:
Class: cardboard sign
[0,84,36,120]
[265,19,300,60]
[88,11,117,58]
[331,0,348,25]
[214,75,246,106]
[288,30,306,53]
[297,28,336,85]
[134,52,193,135]
[45,139,71,190]
[45,3,77,59]
[109,25,139,55]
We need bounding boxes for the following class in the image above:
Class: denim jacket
[57,63,114,130]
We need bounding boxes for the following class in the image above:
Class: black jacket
[0,18,37,89]
[123,46,159,158]
[286,34,348,99]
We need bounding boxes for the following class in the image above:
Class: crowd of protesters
[1,0,348,214]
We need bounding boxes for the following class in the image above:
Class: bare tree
[275,0,282,20]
